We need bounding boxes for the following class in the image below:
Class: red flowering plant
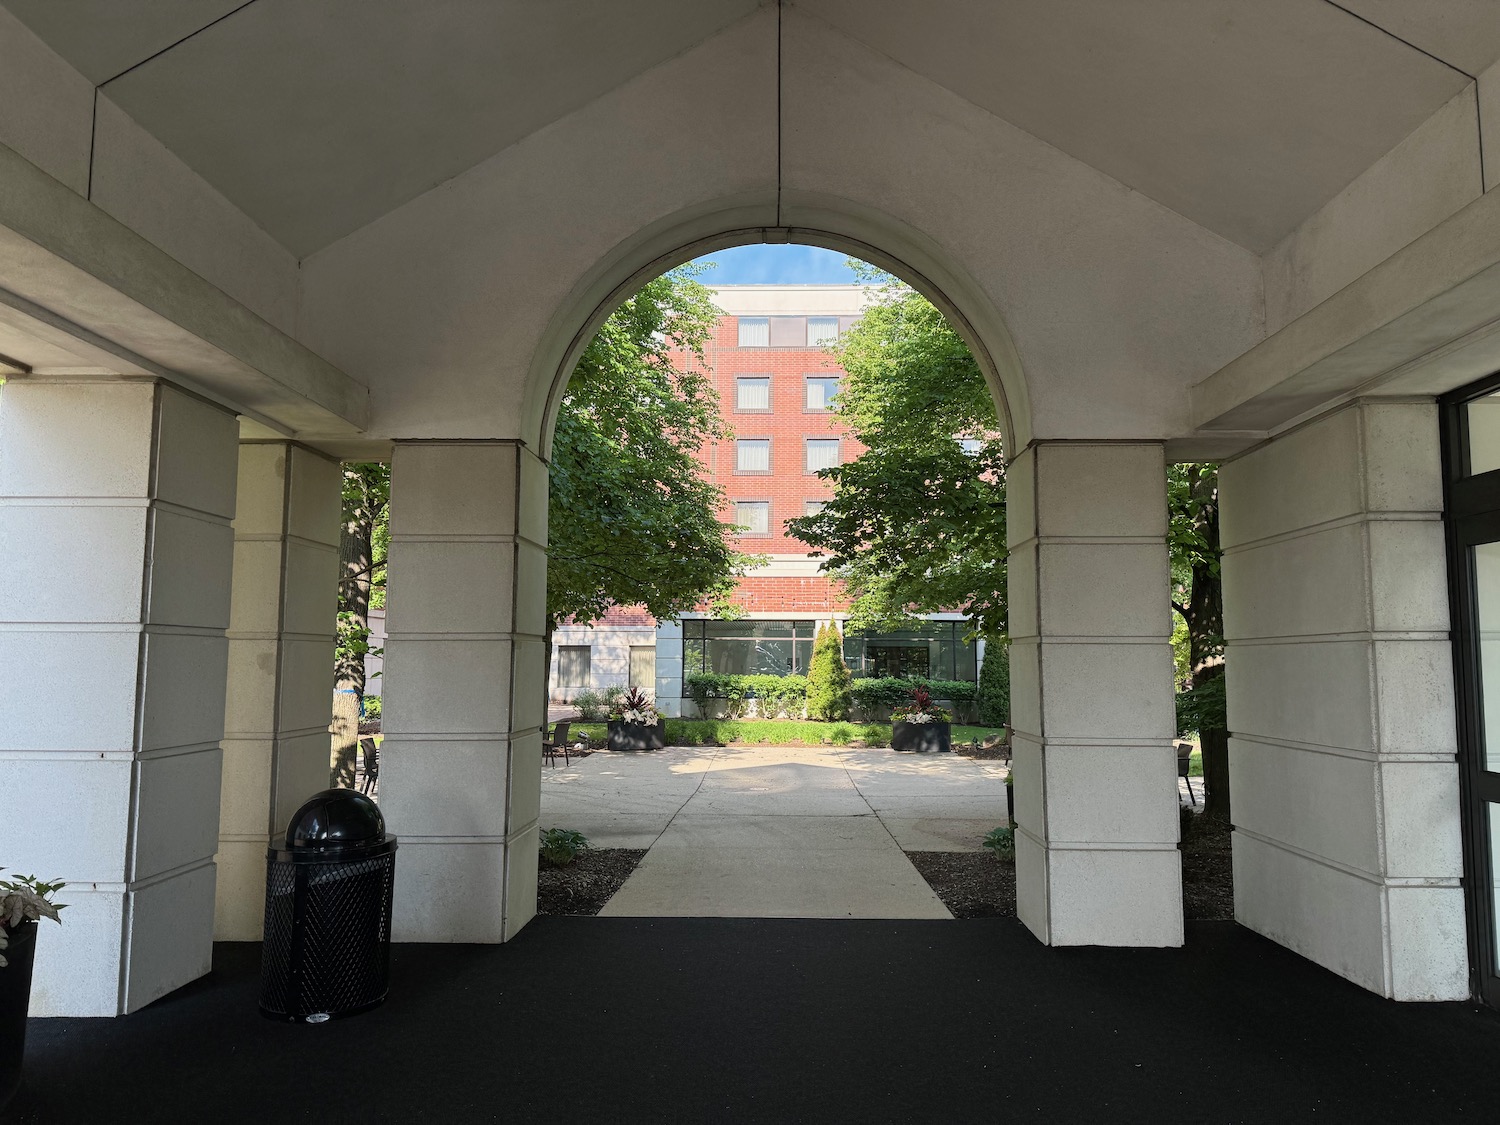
[891,685,951,725]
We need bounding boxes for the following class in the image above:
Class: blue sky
[689,244,864,285]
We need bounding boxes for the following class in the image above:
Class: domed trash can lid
[284,788,389,852]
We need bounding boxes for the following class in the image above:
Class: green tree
[805,622,854,721]
[786,283,1007,640]
[332,462,389,787]
[976,641,1010,726]
[1169,462,1228,820]
[548,268,756,687]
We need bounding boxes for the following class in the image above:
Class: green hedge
[686,673,977,717]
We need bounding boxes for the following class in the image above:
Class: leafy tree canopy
[787,280,1007,640]
[548,268,756,627]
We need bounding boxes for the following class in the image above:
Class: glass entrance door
[1443,381,1500,1007]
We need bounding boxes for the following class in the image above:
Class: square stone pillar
[0,379,238,1015]
[381,440,548,941]
[1220,400,1465,1000]
[215,441,342,939]
[1007,441,1182,946]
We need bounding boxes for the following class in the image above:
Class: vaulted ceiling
[4,0,1496,257]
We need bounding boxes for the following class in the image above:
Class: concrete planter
[892,720,951,753]
[1,920,37,1109]
[607,719,667,751]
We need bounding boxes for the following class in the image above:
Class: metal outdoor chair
[1176,741,1196,805]
[543,721,573,768]
[359,736,380,795]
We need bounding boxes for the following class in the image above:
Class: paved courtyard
[540,744,1010,919]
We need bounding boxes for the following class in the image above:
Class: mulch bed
[536,848,647,916]
[907,810,1235,921]
[1181,810,1234,920]
[907,851,1016,918]
[951,740,1011,761]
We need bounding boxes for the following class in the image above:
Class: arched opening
[530,235,1016,921]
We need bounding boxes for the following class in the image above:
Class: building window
[738,317,769,347]
[805,438,841,472]
[736,438,771,473]
[558,645,591,690]
[805,376,840,412]
[804,499,828,516]
[629,645,656,689]
[959,438,983,455]
[736,376,771,411]
[808,317,839,346]
[734,500,770,535]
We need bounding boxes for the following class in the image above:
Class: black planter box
[1,920,37,1109]
[892,720,951,753]
[608,719,667,751]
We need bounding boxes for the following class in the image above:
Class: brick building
[550,284,979,712]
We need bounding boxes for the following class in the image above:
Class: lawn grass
[568,718,1008,748]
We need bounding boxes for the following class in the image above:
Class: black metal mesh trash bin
[259,788,397,1023]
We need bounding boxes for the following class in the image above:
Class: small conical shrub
[807,621,854,721]
[976,640,1010,726]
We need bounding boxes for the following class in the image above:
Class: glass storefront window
[680,618,978,681]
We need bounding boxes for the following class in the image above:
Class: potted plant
[607,686,667,751]
[2,870,65,1109]
[891,686,952,753]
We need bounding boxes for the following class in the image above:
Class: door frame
[1440,371,1500,1006]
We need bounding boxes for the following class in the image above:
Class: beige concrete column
[0,379,239,1015]
[214,440,342,939]
[380,440,548,942]
[1221,399,1465,1000]
[1007,441,1182,946]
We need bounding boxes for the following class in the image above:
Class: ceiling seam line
[86,88,97,200]
[95,0,264,88]
[1319,0,1476,80]
[776,0,784,228]
[1476,84,1488,196]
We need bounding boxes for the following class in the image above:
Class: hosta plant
[0,870,65,968]
[539,829,591,868]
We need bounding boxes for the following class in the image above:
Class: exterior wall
[548,613,657,701]
[1007,441,1182,946]
[1220,399,1466,1000]
[0,379,239,1015]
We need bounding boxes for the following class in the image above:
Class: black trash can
[259,788,397,1023]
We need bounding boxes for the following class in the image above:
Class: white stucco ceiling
[0,0,1488,257]
[803,0,1475,253]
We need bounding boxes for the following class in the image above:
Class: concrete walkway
[539,745,1010,919]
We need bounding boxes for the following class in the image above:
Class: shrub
[859,723,889,747]
[806,622,854,721]
[539,828,591,867]
[361,694,382,721]
[602,684,626,709]
[685,673,808,719]
[982,826,1015,860]
[850,677,977,718]
[829,723,854,745]
[976,642,1010,726]
[573,689,605,721]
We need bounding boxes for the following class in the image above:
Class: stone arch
[522,194,1032,462]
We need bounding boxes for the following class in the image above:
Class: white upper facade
[709,285,874,318]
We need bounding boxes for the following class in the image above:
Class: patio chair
[359,736,380,795]
[543,721,572,768]
[1176,741,1196,805]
